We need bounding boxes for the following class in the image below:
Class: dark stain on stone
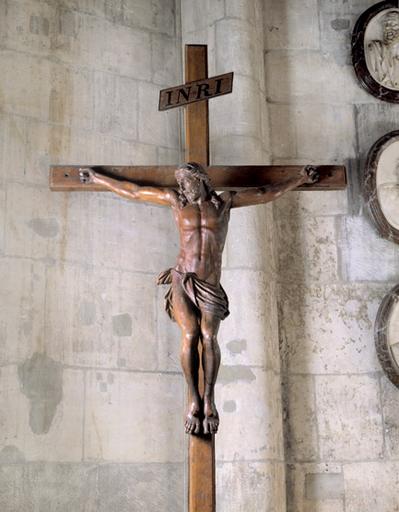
[27,218,59,238]
[100,382,107,392]
[0,445,26,463]
[223,400,237,413]
[331,18,350,31]
[226,339,247,354]
[107,373,114,385]
[59,11,78,38]
[29,15,50,36]
[79,300,96,326]
[112,313,132,337]
[18,353,63,435]
[118,358,127,367]
[218,365,256,384]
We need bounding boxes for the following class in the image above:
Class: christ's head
[383,11,399,45]
[175,162,213,204]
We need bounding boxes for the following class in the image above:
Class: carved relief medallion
[375,284,399,388]
[364,130,399,243]
[353,1,399,101]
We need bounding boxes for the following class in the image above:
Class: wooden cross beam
[49,45,347,512]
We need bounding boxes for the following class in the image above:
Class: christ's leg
[200,312,221,434]
[172,276,202,435]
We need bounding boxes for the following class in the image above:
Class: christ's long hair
[175,162,222,208]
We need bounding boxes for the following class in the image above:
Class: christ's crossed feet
[185,398,219,435]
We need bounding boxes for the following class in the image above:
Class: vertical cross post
[185,45,215,512]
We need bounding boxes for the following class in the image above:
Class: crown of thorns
[175,162,211,187]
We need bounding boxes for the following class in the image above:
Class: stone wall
[0,1,185,510]
[264,0,399,510]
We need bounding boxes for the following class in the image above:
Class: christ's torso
[173,197,230,285]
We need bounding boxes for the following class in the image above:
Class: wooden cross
[49,45,346,511]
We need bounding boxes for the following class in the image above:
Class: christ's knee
[202,333,219,352]
[181,329,200,355]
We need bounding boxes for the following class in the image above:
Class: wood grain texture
[185,45,215,512]
[49,165,346,191]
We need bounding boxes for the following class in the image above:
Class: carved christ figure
[80,163,318,435]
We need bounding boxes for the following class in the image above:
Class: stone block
[219,270,280,371]
[45,262,164,369]
[0,463,98,512]
[94,72,138,140]
[264,0,320,50]
[49,63,94,130]
[95,462,184,511]
[338,215,399,282]
[215,18,264,87]
[225,0,257,25]
[0,461,183,511]
[216,368,284,461]
[210,74,262,140]
[2,0,54,56]
[217,461,286,512]
[84,370,184,462]
[151,34,180,86]
[270,104,356,161]
[274,190,349,218]
[138,82,180,148]
[63,193,178,273]
[269,104,297,159]
[0,190,4,254]
[283,375,318,462]
[101,22,152,80]
[276,215,338,285]
[380,376,399,459]
[315,374,384,461]
[157,146,182,165]
[0,365,84,461]
[225,203,276,272]
[287,463,344,512]
[51,10,105,69]
[345,461,399,511]
[211,135,265,165]
[0,258,46,365]
[122,0,177,37]
[0,113,26,187]
[0,50,51,120]
[181,0,225,34]
[295,104,356,162]
[93,135,158,165]
[279,283,385,374]
[4,182,68,260]
[264,50,372,105]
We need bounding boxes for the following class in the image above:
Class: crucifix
[49,45,346,511]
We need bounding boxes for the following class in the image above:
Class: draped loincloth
[157,268,230,322]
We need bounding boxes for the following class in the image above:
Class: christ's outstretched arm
[79,168,177,207]
[228,166,319,208]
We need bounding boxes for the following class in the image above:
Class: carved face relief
[376,140,399,230]
[364,131,399,243]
